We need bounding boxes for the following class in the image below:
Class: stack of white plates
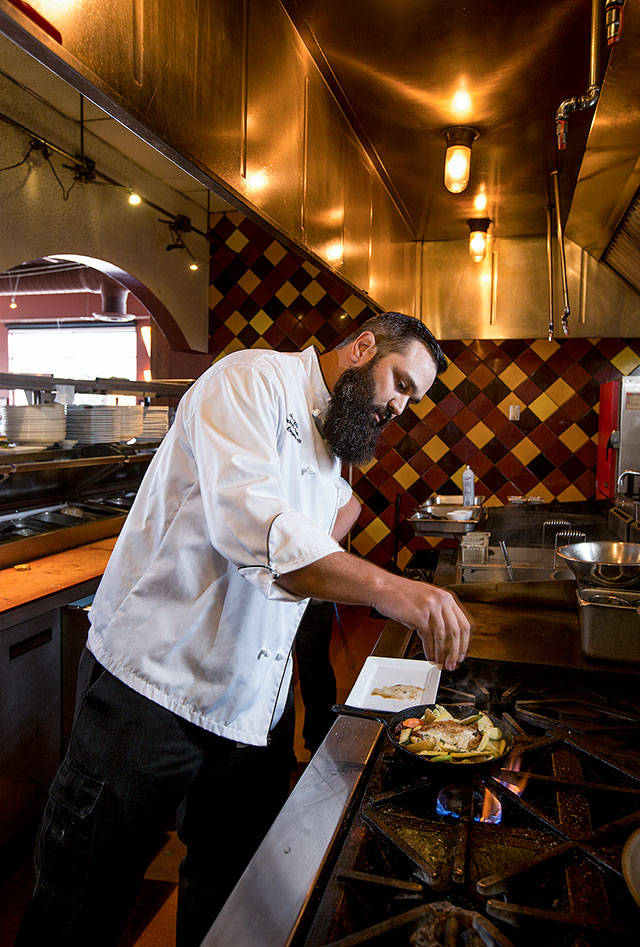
[141,406,170,440]
[65,406,120,444]
[0,403,66,445]
[118,405,144,440]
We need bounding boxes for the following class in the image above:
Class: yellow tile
[439,361,465,390]
[276,281,298,306]
[226,211,244,227]
[422,435,447,462]
[250,310,273,335]
[467,421,493,449]
[301,281,325,305]
[557,485,586,503]
[484,495,502,508]
[252,337,271,349]
[411,395,434,419]
[225,229,248,252]
[395,463,419,489]
[342,294,367,317]
[511,437,538,466]
[238,270,260,295]
[497,395,524,418]
[225,338,245,354]
[531,484,554,503]
[397,547,413,571]
[530,339,559,361]
[357,458,377,476]
[499,363,527,390]
[302,261,320,277]
[559,423,588,452]
[612,346,640,375]
[351,531,377,557]
[546,377,574,408]
[225,312,247,336]
[208,285,223,307]
[306,335,324,352]
[264,241,287,265]
[366,517,391,543]
[529,392,556,421]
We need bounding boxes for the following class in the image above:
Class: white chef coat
[87,346,351,746]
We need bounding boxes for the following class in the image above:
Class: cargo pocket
[34,758,104,928]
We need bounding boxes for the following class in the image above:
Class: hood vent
[602,186,640,295]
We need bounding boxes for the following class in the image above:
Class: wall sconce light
[467,217,492,262]
[443,126,479,193]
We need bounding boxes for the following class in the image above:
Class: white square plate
[345,656,441,713]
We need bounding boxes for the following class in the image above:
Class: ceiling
[283,0,607,242]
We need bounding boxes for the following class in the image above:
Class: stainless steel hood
[566,0,640,293]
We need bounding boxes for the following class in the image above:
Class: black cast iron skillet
[332,702,516,777]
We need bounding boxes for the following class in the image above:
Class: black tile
[263,297,286,320]
[428,378,449,404]
[251,256,275,280]
[483,377,510,404]
[500,339,528,358]
[481,467,508,493]
[483,437,508,463]
[530,363,558,390]
[316,321,339,347]
[527,454,555,480]
[453,379,481,406]
[396,435,420,461]
[560,456,587,481]
[288,268,313,292]
[438,451,460,477]
[440,420,463,446]
[516,407,539,435]
[441,340,467,360]
[581,409,599,437]
[238,297,260,319]
[367,489,388,515]
[211,268,238,296]
[237,324,260,348]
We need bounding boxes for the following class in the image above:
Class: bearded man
[17,311,471,947]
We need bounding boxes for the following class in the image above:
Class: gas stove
[302,657,640,947]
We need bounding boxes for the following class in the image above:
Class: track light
[467,218,492,262]
[443,126,479,194]
[128,190,142,205]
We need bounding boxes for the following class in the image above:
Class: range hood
[566,0,640,295]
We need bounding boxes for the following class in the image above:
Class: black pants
[295,600,337,755]
[16,649,294,947]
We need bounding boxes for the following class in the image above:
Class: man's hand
[276,551,472,671]
[372,577,471,671]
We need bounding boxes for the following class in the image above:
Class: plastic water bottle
[462,465,475,506]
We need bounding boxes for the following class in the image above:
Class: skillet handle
[332,704,390,724]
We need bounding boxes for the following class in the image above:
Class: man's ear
[350,330,377,367]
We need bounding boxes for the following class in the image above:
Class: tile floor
[0,605,384,946]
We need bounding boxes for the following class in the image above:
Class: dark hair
[338,311,447,374]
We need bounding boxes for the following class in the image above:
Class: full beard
[320,360,392,466]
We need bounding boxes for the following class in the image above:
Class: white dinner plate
[623,826,640,908]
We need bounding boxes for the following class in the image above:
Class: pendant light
[443,126,479,194]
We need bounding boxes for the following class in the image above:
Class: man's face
[322,339,437,465]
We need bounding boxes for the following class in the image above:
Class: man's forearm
[276,551,472,671]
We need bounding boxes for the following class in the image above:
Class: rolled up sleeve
[188,362,342,600]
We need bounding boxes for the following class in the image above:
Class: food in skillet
[394,705,506,763]
[371,683,423,701]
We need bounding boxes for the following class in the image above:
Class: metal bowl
[556,541,640,589]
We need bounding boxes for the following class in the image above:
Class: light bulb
[9,297,17,309]
[128,191,142,205]
[444,145,471,193]
[189,261,199,271]
[469,229,488,262]
[443,127,479,194]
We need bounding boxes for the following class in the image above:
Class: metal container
[576,587,640,662]
[556,541,640,589]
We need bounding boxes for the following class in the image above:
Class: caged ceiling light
[443,126,479,194]
[467,217,492,262]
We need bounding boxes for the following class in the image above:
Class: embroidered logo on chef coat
[286,413,301,443]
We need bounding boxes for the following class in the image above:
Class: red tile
[469,363,497,390]
[563,392,590,421]
[409,451,431,476]
[439,392,465,418]
[514,379,542,404]
[563,338,592,360]
[510,468,538,494]
[467,451,493,477]
[497,454,526,479]
[468,340,501,360]
[363,463,389,488]
[379,449,404,475]
[468,391,495,417]
[575,469,596,498]
[485,407,511,436]
[545,409,571,437]
[423,405,449,434]
[563,362,592,391]
[515,350,544,375]
[528,423,556,451]
[380,421,406,448]
[546,347,575,375]
[451,436,477,463]
[543,469,571,495]
[495,423,524,450]
[423,466,449,491]
[545,440,572,466]
[453,347,482,374]
[576,440,597,467]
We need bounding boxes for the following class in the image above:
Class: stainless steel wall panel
[342,133,372,293]
[369,180,416,313]
[303,68,346,265]
[240,0,305,239]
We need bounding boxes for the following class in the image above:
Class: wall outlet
[508,404,520,421]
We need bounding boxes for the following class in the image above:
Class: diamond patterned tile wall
[208,212,640,571]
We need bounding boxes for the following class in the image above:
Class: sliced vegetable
[398,728,412,745]
[402,717,423,729]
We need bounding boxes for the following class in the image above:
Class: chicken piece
[420,719,482,752]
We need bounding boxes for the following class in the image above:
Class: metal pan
[333,702,516,777]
